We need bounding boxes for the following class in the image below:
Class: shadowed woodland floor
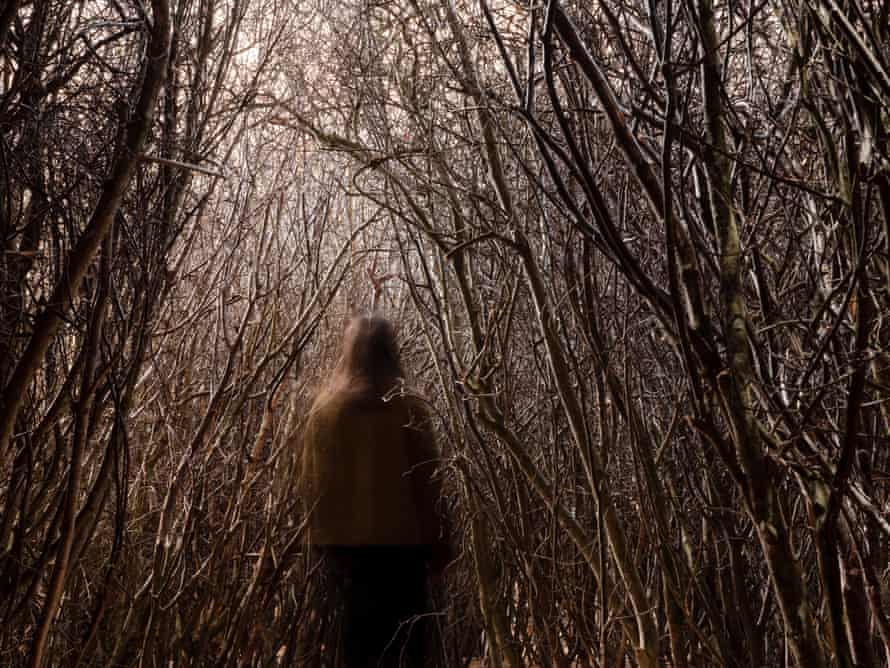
[1,0,890,665]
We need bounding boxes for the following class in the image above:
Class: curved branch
[0,0,172,461]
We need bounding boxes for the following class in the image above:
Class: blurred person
[299,314,451,667]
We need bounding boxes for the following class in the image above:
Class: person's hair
[320,314,404,401]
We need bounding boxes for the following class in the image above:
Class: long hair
[319,314,404,401]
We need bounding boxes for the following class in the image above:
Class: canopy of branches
[1,0,889,665]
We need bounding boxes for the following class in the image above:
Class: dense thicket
[1,0,889,665]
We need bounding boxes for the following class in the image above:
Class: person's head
[327,314,403,398]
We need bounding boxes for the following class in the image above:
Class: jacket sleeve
[297,409,321,505]
[406,402,452,570]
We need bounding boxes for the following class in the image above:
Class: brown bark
[28,243,109,667]
[696,0,826,664]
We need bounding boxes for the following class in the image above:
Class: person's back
[302,391,443,548]
[299,315,449,668]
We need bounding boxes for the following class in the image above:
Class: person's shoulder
[307,391,348,425]
[379,388,417,409]
[387,392,433,429]
[312,390,379,422]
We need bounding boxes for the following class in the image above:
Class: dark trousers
[320,546,430,668]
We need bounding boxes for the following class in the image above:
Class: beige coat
[299,392,446,547]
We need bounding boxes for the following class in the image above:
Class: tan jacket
[299,392,446,547]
